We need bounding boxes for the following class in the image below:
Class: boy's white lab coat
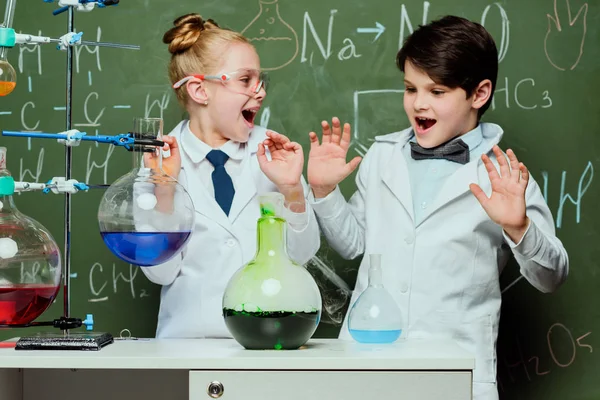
[310,123,568,400]
[141,121,320,340]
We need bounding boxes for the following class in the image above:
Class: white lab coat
[141,121,321,339]
[309,123,568,400]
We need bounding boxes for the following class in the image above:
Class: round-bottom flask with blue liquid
[97,118,195,267]
[348,254,403,344]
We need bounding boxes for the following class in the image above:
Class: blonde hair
[163,13,251,106]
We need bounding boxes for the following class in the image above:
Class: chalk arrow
[357,22,386,42]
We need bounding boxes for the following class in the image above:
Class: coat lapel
[187,171,234,233]
[379,134,415,223]
[176,122,234,234]
[228,150,257,224]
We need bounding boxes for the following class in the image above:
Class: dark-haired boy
[306,15,569,400]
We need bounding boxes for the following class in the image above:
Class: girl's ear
[471,79,492,110]
[186,80,209,105]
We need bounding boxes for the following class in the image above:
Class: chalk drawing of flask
[241,0,298,71]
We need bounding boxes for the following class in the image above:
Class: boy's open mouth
[416,117,437,131]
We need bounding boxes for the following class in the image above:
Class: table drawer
[189,370,472,400]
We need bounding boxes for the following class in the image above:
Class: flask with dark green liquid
[222,193,322,350]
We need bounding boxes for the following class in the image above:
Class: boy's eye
[432,90,445,95]
[404,87,416,93]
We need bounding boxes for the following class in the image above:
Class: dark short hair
[396,15,498,119]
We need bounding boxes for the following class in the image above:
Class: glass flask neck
[254,216,287,261]
[367,254,383,288]
[132,117,164,173]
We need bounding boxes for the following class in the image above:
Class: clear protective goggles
[172,68,268,96]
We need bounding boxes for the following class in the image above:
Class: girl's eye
[405,87,416,93]
[432,90,445,95]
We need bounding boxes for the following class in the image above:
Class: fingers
[469,183,489,207]
[331,117,342,145]
[492,145,510,179]
[256,143,268,169]
[321,120,332,143]
[265,131,286,151]
[340,122,352,150]
[283,141,302,154]
[344,156,362,176]
[481,153,500,182]
[519,162,529,189]
[263,139,279,154]
[308,131,320,152]
[266,130,291,145]
[506,148,521,183]
[160,136,180,158]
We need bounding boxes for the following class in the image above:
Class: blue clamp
[73,182,90,191]
[2,130,163,151]
[42,179,53,194]
[70,32,83,45]
[82,314,94,331]
[47,1,119,16]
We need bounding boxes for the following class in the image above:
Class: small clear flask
[0,147,62,325]
[348,254,403,343]
[222,192,322,350]
[0,49,17,96]
[0,0,17,97]
[97,118,195,267]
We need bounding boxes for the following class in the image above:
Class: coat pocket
[461,314,496,384]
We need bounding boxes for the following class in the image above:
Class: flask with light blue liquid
[348,253,403,344]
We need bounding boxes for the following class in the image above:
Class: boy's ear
[471,79,493,110]
[186,80,209,105]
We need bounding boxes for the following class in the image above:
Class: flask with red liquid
[0,147,61,325]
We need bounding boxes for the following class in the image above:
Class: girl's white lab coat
[310,123,569,400]
[141,121,320,340]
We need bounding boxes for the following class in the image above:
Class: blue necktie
[206,150,235,216]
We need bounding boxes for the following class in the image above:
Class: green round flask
[222,192,322,350]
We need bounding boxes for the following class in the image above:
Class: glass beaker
[348,254,403,343]
[0,147,61,325]
[97,118,195,267]
[222,192,322,350]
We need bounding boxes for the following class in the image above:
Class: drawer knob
[207,381,224,398]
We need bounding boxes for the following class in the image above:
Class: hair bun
[163,13,220,55]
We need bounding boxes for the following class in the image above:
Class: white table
[0,338,474,400]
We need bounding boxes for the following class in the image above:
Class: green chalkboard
[0,1,598,398]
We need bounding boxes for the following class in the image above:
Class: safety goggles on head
[172,68,269,96]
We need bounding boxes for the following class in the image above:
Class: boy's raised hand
[307,117,362,198]
[469,145,530,243]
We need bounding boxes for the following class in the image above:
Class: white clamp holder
[58,0,96,12]
[14,34,52,45]
[14,181,48,192]
[57,32,83,51]
[56,129,83,146]
[45,177,86,194]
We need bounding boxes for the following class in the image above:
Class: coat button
[421,201,428,209]
[226,239,235,247]
[404,235,414,244]
[400,282,409,293]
